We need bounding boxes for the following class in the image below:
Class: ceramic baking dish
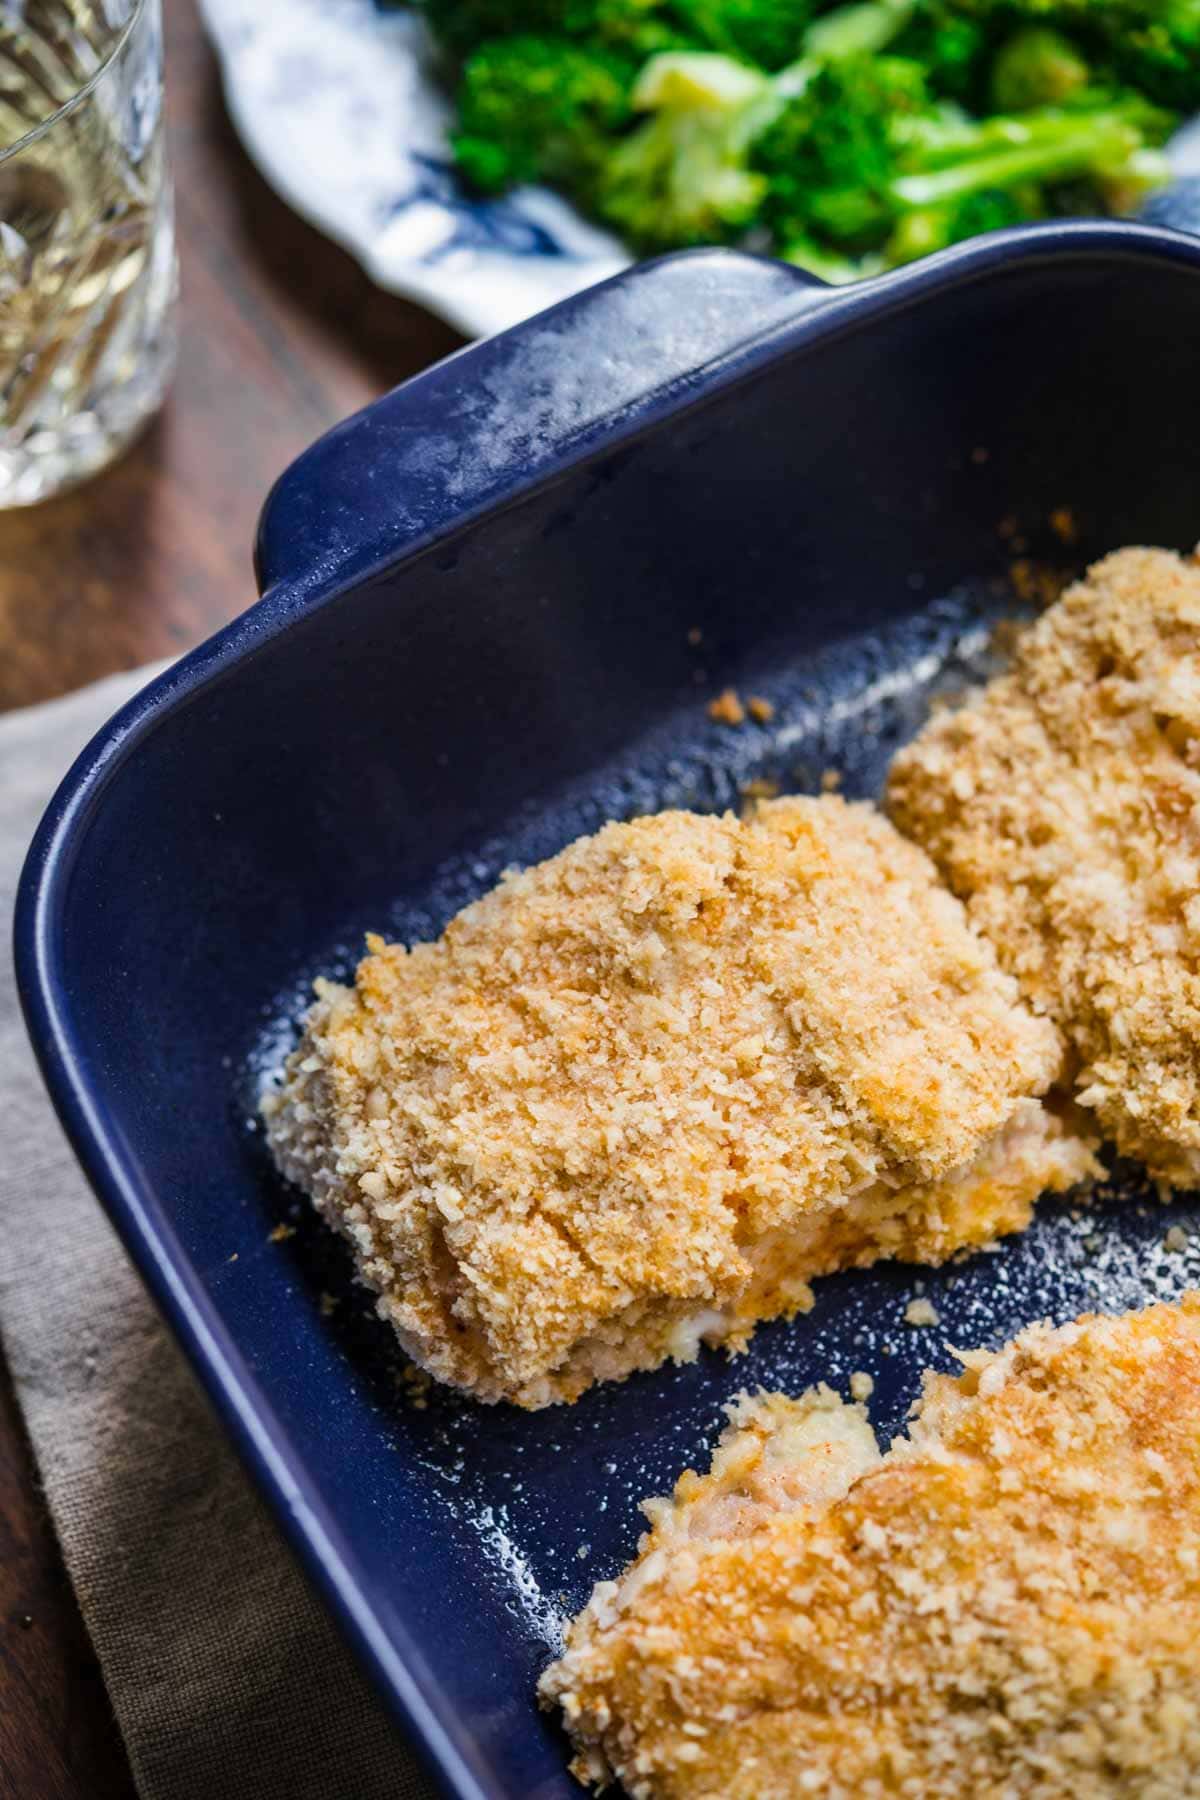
[16,220,1200,1800]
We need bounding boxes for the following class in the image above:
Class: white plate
[197,0,630,337]
[200,0,1200,339]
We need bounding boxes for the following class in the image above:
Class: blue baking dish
[16,220,1200,1800]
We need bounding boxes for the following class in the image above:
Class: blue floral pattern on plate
[197,0,629,336]
[199,0,1200,339]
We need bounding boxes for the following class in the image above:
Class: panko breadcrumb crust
[889,546,1200,1189]
[542,1295,1200,1799]
[264,796,1093,1407]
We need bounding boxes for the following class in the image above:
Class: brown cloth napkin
[0,667,438,1800]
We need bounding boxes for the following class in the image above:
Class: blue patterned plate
[197,0,630,336]
[200,0,1200,338]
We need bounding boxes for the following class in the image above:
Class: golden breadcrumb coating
[542,1295,1200,1799]
[889,546,1200,1188]
[263,797,1093,1407]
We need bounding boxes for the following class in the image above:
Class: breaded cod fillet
[888,546,1200,1189]
[263,796,1094,1407]
[542,1295,1200,1799]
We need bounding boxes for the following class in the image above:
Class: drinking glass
[0,0,176,506]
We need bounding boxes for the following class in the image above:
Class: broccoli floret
[890,2,993,102]
[420,0,691,62]
[593,51,773,249]
[452,38,636,196]
[1114,2,1200,109]
[759,48,1170,265]
[421,0,817,67]
[989,25,1091,106]
[444,9,871,232]
[672,0,819,69]
[886,184,1027,259]
[753,54,935,248]
[918,0,1200,110]
[421,0,580,59]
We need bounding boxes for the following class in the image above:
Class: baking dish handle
[254,249,838,601]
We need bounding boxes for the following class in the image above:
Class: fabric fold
[0,667,434,1800]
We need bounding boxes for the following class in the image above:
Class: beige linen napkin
[0,667,438,1800]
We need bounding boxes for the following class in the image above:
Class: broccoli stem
[893,102,1165,168]
[783,236,885,281]
[631,50,770,111]
[891,114,1145,207]
[801,0,916,60]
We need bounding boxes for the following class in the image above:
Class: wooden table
[0,6,460,1790]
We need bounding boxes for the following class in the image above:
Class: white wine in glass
[0,0,176,506]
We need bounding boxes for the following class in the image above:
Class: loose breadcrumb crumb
[708,688,746,726]
[1165,1225,1190,1254]
[542,1296,1200,1799]
[1049,505,1077,545]
[264,798,1093,1407]
[395,1364,432,1410]
[848,1370,874,1401]
[988,616,1027,661]
[1009,557,1067,608]
[904,1297,940,1327]
[820,768,842,793]
[747,695,774,723]
[268,1223,295,1244]
[739,777,780,809]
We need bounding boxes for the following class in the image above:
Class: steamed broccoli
[452,38,635,196]
[891,100,1172,207]
[891,4,992,100]
[989,26,1090,108]
[923,0,1200,109]
[754,54,934,247]
[885,183,1027,258]
[891,98,1171,261]
[1114,2,1200,110]
[758,51,1171,262]
[672,0,820,68]
[875,1,1200,110]
[425,0,1182,277]
[420,0,584,59]
[419,0,690,63]
[576,13,948,251]
[593,52,773,249]
[421,0,818,68]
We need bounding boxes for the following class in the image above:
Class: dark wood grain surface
[0,5,460,1792]
[0,0,460,714]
